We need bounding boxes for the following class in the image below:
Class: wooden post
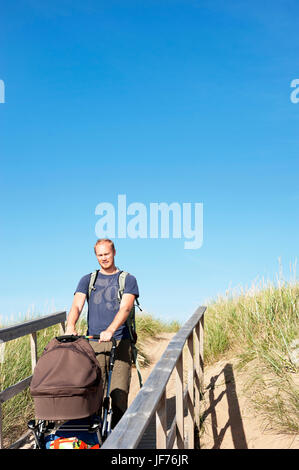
[60,321,66,335]
[30,332,37,374]
[156,389,167,449]
[194,322,200,429]
[199,315,204,397]
[175,352,184,449]
[186,333,194,448]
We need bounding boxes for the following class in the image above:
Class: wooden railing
[0,311,66,449]
[101,306,206,449]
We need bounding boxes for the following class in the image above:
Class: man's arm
[99,293,135,342]
[65,292,86,335]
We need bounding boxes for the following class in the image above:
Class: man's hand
[98,329,114,343]
[65,325,78,336]
[97,293,136,343]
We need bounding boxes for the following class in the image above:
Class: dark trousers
[90,339,132,428]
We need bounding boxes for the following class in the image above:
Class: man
[66,238,139,428]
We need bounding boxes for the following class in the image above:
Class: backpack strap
[118,271,143,389]
[117,271,136,343]
[130,342,143,389]
[117,271,127,302]
[87,270,99,301]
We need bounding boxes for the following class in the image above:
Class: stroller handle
[56,334,117,346]
[85,335,117,347]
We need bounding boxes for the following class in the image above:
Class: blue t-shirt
[74,270,139,340]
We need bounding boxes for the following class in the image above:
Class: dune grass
[204,278,299,434]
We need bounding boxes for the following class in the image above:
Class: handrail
[0,311,67,448]
[0,311,66,342]
[101,306,206,449]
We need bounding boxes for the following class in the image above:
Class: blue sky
[1,0,299,325]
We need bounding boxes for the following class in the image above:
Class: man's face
[95,242,116,270]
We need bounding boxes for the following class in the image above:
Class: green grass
[0,312,180,448]
[204,279,299,434]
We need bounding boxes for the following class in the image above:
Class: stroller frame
[28,335,117,449]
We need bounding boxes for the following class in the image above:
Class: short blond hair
[94,238,115,254]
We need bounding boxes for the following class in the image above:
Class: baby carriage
[27,334,116,449]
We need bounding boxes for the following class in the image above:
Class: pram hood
[30,336,103,420]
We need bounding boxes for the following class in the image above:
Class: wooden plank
[194,322,200,429]
[175,352,184,449]
[59,321,66,335]
[186,333,194,448]
[167,383,188,450]
[0,341,5,364]
[0,376,32,404]
[102,307,205,449]
[199,314,204,396]
[0,311,67,343]
[9,430,32,449]
[156,389,167,449]
[167,416,177,449]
